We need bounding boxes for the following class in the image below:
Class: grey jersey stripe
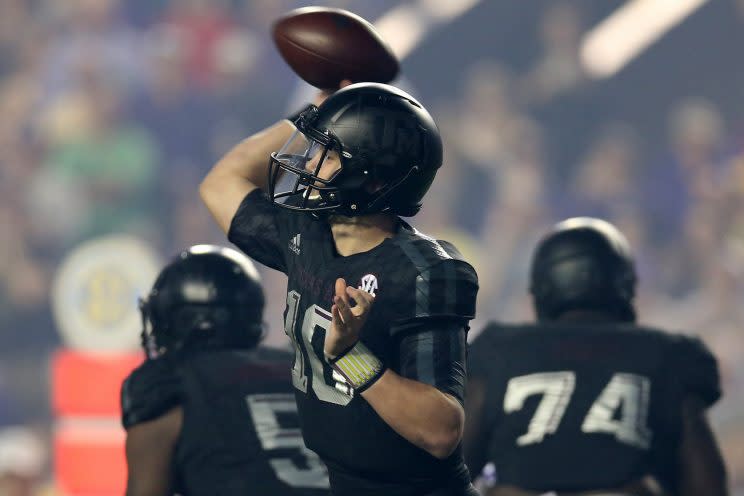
[398,322,468,404]
[394,226,465,318]
[416,328,435,386]
[395,234,431,270]
[452,326,465,365]
[395,225,453,270]
[415,271,431,317]
[443,257,456,315]
[396,234,433,317]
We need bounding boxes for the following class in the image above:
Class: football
[272,7,400,90]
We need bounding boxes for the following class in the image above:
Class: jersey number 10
[285,290,353,406]
[504,371,652,449]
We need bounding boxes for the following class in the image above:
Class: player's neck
[329,214,397,257]
[555,309,618,323]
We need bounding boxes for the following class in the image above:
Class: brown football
[272,7,399,90]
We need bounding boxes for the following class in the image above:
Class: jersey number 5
[504,371,652,449]
[246,393,330,489]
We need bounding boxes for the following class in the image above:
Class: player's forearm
[199,120,295,231]
[209,120,294,189]
[360,369,464,459]
[679,397,729,496]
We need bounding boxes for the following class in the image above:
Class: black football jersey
[228,190,479,496]
[468,322,721,493]
[121,346,331,496]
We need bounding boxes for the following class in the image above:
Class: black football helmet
[268,82,443,217]
[529,217,637,322]
[139,245,265,358]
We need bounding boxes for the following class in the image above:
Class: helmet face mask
[268,123,351,213]
[268,83,442,217]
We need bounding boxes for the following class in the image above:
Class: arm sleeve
[675,336,722,408]
[396,319,468,405]
[121,358,182,429]
[227,189,294,273]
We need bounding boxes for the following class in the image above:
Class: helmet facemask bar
[267,126,349,213]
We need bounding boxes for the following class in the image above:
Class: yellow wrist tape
[329,341,383,391]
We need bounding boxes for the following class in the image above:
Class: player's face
[306,148,342,182]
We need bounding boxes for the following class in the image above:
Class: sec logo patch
[52,235,161,352]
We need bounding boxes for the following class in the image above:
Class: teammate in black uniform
[464,218,728,496]
[121,245,331,496]
[200,83,479,496]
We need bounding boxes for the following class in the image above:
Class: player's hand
[325,277,375,358]
[312,79,353,107]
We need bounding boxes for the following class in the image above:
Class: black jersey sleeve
[673,336,721,407]
[397,319,468,405]
[392,258,479,330]
[121,357,182,429]
[227,189,295,273]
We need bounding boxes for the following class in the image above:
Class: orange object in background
[55,421,128,496]
[52,349,142,495]
[52,350,143,416]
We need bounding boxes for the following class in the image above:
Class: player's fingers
[346,287,374,314]
[332,303,346,328]
[334,295,354,324]
[347,286,374,305]
[335,278,347,298]
[339,78,353,89]
[333,297,345,322]
[331,304,347,335]
[335,278,352,308]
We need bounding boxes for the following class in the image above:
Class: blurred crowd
[1,0,743,493]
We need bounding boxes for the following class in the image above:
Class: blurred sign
[51,350,142,495]
[51,235,160,352]
[55,419,128,495]
[51,350,143,417]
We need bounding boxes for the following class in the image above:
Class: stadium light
[581,0,710,79]
[375,0,482,60]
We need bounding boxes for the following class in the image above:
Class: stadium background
[1,0,743,494]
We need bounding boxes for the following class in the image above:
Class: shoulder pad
[390,228,478,328]
[391,258,478,330]
[395,228,469,268]
[121,357,182,429]
[671,334,721,407]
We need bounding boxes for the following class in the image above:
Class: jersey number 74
[504,371,652,449]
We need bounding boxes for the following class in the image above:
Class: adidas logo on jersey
[359,274,378,296]
[289,234,301,255]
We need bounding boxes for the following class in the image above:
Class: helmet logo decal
[359,274,378,296]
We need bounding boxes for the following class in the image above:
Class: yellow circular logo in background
[51,235,161,352]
